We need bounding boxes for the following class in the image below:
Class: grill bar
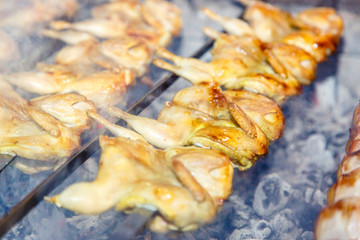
[0,155,15,173]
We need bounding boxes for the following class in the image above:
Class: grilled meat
[4,68,134,107]
[46,134,233,232]
[239,0,343,62]
[0,80,96,162]
[172,82,285,141]
[103,98,270,170]
[154,36,302,104]
[315,104,360,239]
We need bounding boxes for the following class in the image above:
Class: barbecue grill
[0,0,357,239]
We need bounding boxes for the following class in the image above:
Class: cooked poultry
[238,0,294,42]
[0,79,29,120]
[3,64,79,95]
[91,0,182,45]
[172,82,285,141]
[0,80,96,162]
[141,0,182,37]
[0,0,78,33]
[291,7,343,45]
[42,29,98,45]
[315,104,360,239]
[154,1,342,104]
[28,93,96,134]
[46,133,233,232]
[49,36,152,76]
[261,42,317,85]
[99,82,284,170]
[104,100,269,170]
[51,41,100,74]
[204,3,342,62]
[202,8,318,85]
[280,30,336,63]
[66,70,134,107]
[154,27,271,78]
[3,68,134,107]
[0,0,343,236]
[88,0,181,46]
[92,37,153,75]
[91,0,142,22]
[154,36,302,104]
[47,0,181,48]
[238,0,343,62]
[88,110,234,205]
[40,0,182,79]
[49,18,128,39]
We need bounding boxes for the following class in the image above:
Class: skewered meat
[0,80,96,162]
[44,30,162,76]
[154,27,272,79]
[202,8,318,86]
[141,0,182,37]
[239,0,343,41]
[291,7,343,44]
[49,19,128,39]
[42,29,98,45]
[3,64,79,95]
[261,42,316,85]
[91,0,182,42]
[154,35,302,104]
[92,38,152,75]
[38,0,343,236]
[88,110,234,206]
[3,68,134,107]
[91,0,142,23]
[0,79,29,120]
[103,97,269,170]
[47,0,181,48]
[315,104,360,239]
[238,0,294,42]
[46,133,233,232]
[49,36,152,76]
[202,8,318,85]
[154,1,342,104]
[238,0,343,62]
[51,41,100,74]
[0,0,78,33]
[66,71,134,107]
[172,82,285,141]
[97,81,284,170]
[203,4,341,62]
[280,30,336,63]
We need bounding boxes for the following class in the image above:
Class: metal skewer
[0,155,15,173]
